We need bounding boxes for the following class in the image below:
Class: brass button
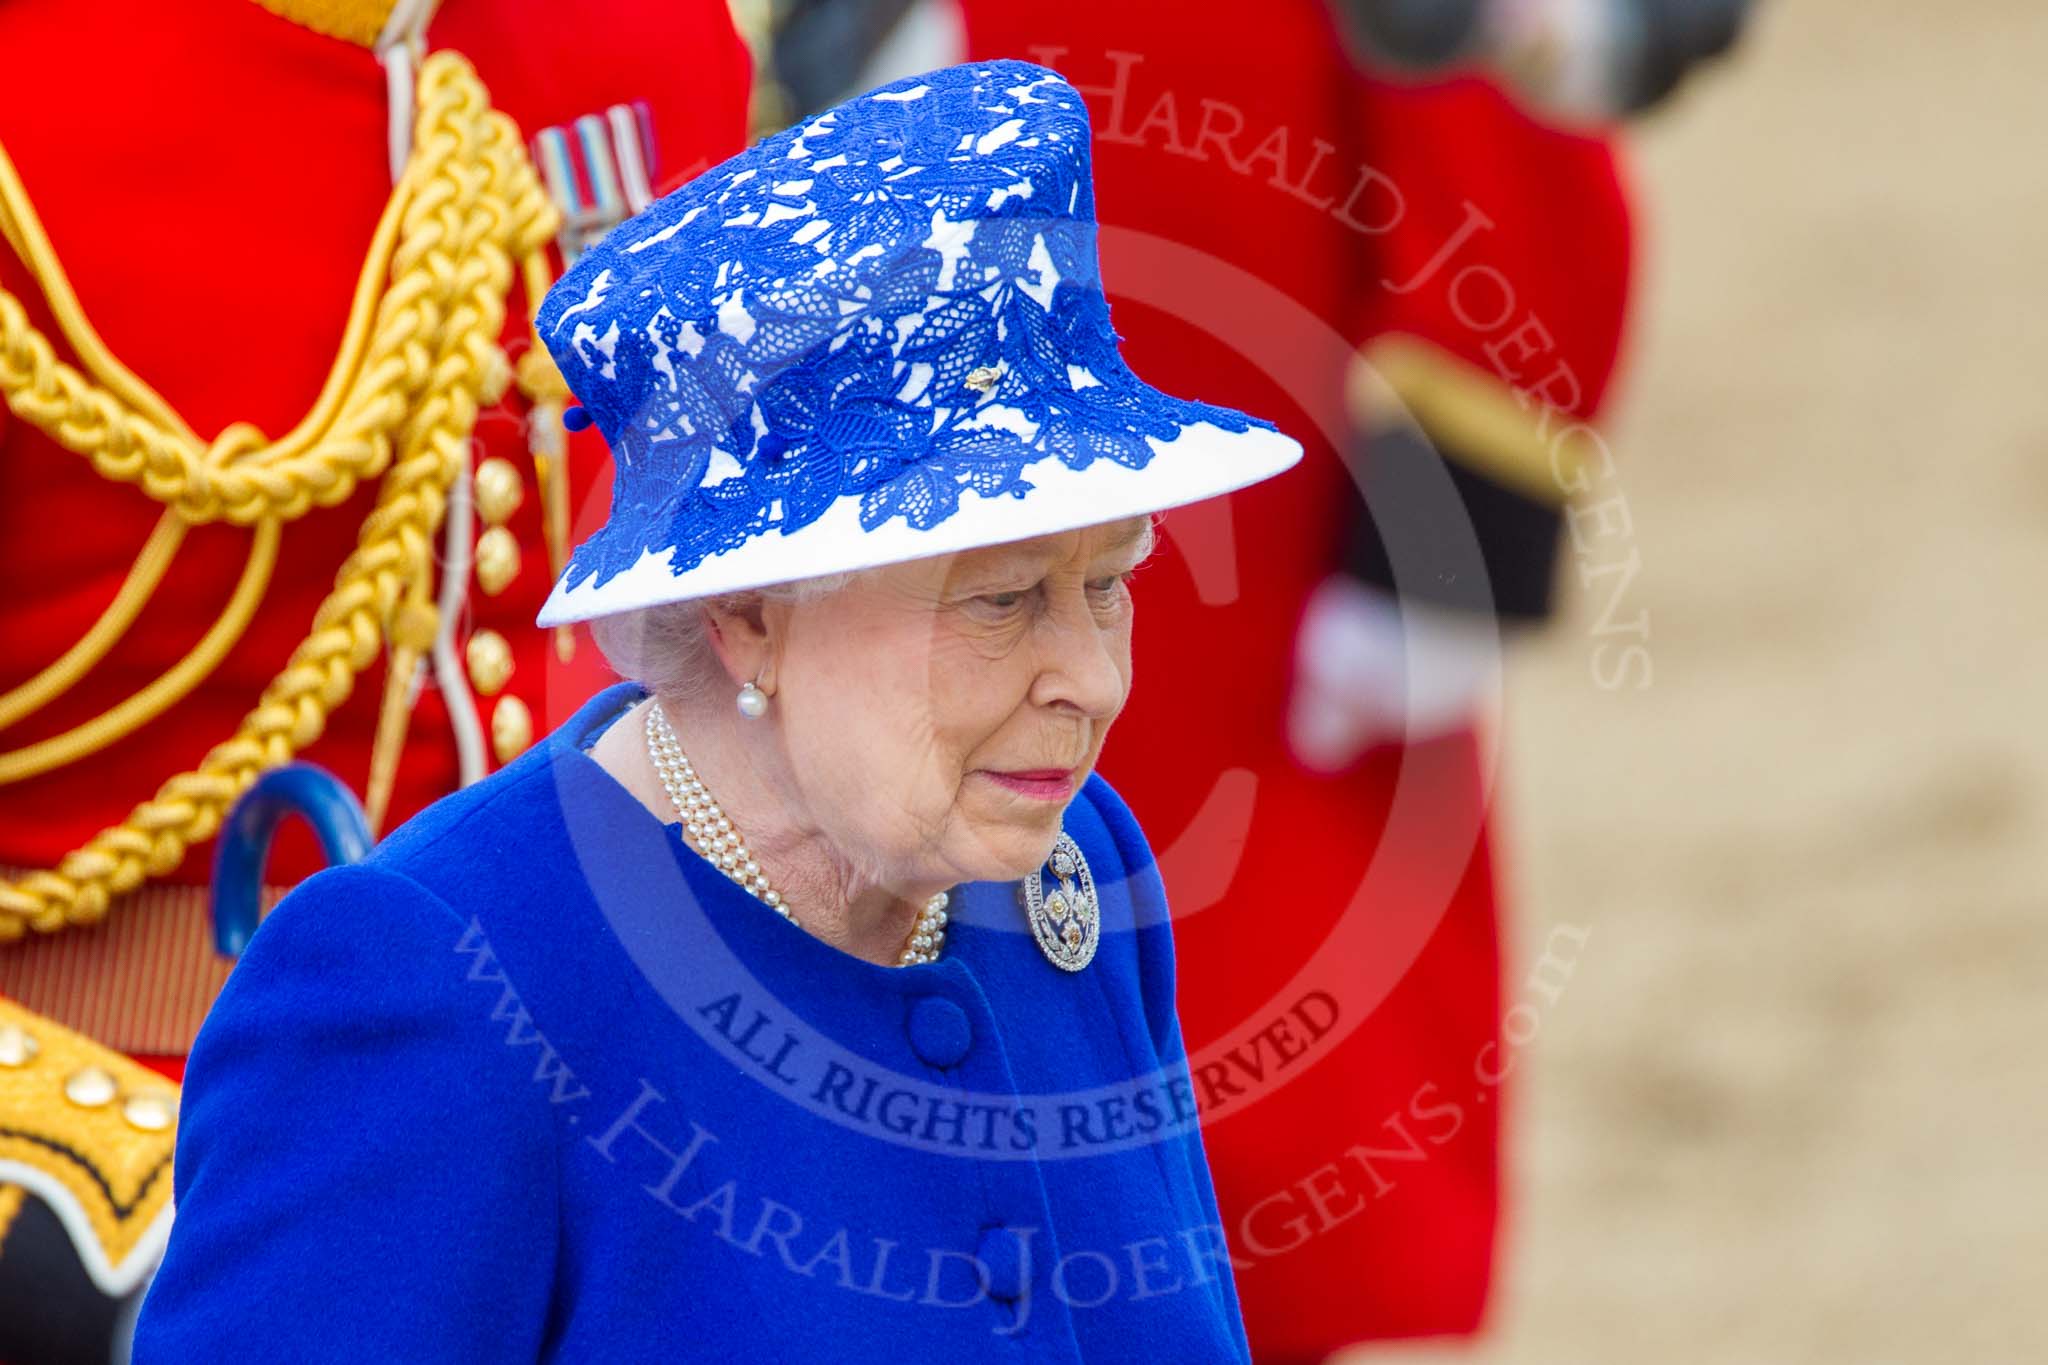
[515,344,570,402]
[475,526,522,596]
[390,599,440,652]
[122,1092,177,1132]
[0,1023,40,1068]
[492,694,534,764]
[466,629,514,697]
[474,457,525,527]
[478,344,513,406]
[64,1066,117,1107]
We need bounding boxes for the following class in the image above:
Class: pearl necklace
[644,702,950,966]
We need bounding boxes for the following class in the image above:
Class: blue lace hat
[533,59,1302,627]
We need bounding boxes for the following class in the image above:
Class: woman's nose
[1029,598,1128,720]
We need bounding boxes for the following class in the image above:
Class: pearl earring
[736,681,769,719]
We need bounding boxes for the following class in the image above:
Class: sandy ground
[1345,2,2048,1361]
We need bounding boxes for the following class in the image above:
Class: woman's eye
[968,574,1127,615]
[971,586,1035,613]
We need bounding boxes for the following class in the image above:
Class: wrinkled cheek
[945,803,1034,874]
[1105,656,1137,726]
[875,734,967,848]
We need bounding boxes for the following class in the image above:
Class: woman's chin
[950,820,1067,886]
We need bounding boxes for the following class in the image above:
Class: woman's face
[769,516,1152,887]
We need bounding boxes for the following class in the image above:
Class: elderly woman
[134,59,1299,1362]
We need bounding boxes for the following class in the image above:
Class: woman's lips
[977,768,1077,801]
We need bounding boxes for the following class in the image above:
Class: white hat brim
[536,420,1303,626]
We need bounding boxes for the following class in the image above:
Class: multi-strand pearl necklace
[644,702,950,966]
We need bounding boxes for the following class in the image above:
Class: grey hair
[589,512,1159,706]
[589,569,864,709]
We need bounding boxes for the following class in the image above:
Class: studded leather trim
[0,998,177,1296]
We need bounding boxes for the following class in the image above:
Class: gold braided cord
[1,82,452,526]
[0,52,559,940]
[0,519,280,784]
[0,185,197,448]
[517,249,577,663]
[0,510,186,729]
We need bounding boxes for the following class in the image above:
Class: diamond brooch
[1022,831,1099,972]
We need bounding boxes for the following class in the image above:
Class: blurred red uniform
[0,0,752,1076]
[960,4,1633,1356]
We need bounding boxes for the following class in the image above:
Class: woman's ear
[700,594,781,692]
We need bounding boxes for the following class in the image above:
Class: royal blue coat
[132,682,1252,1362]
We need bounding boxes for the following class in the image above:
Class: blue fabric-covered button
[906,996,972,1069]
[975,1224,1026,1302]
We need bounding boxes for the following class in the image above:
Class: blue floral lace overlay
[536,60,1276,595]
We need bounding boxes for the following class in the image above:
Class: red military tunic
[0,0,752,1069]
